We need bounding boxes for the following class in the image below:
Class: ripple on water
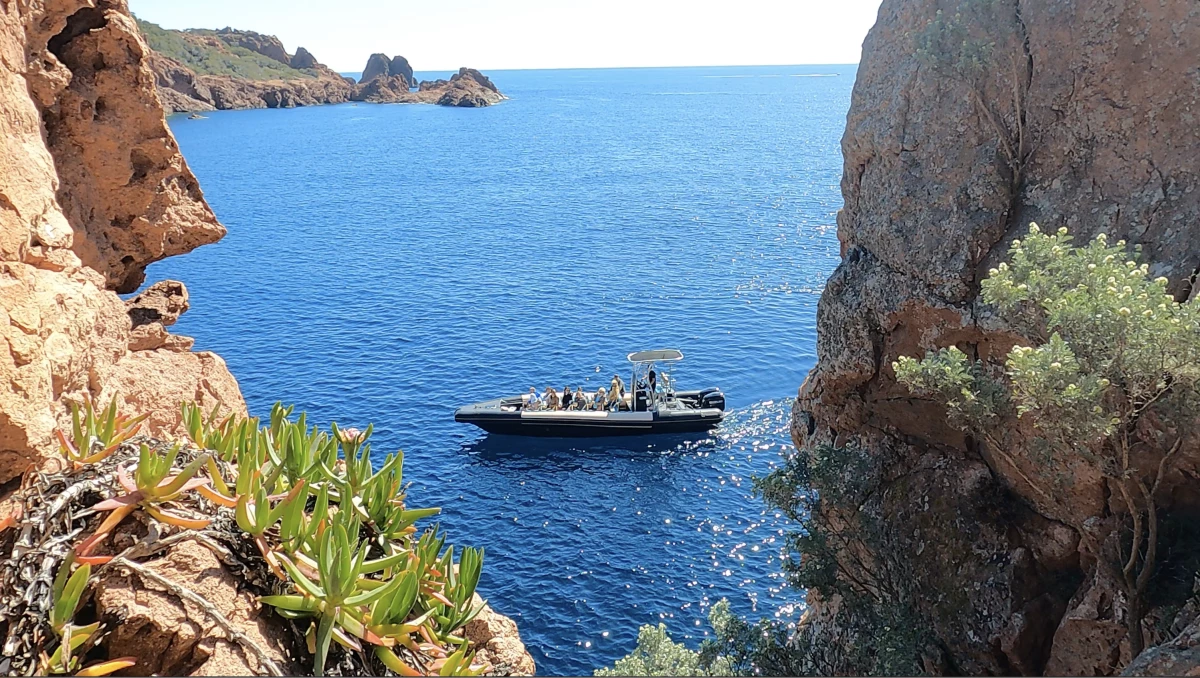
[149,64,852,675]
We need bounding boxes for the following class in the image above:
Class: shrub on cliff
[594,601,735,676]
[895,223,1200,655]
[598,439,926,677]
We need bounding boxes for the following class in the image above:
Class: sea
[147,64,854,676]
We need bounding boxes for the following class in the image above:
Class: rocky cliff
[794,0,1200,675]
[0,0,244,486]
[138,20,355,113]
[0,2,530,674]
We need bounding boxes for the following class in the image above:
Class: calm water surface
[148,65,853,675]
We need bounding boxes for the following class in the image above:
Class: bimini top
[627,349,684,363]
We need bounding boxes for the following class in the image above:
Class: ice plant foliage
[894,223,1200,655]
[75,443,212,561]
[56,397,148,468]
[48,400,486,676]
[42,556,136,676]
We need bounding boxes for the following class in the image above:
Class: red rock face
[0,0,245,484]
[289,46,318,70]
[796,0,1200,674]
[360,52,394,84]
[36,3,226,292]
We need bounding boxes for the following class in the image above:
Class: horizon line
[335,62,861,74]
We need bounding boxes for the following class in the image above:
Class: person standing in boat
[561,385,574,410]
[606,384,622,411]
[610,373,625,402]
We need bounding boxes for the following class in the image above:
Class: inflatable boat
[454,349,726,437]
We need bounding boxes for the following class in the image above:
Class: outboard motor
[701,389,726,411]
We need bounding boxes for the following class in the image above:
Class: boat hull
[454,397,724,437]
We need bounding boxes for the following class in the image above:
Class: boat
[454,349,727,437]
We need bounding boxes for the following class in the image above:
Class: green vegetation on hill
[135,17,316,81]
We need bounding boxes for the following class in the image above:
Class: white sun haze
[127,0,881,72]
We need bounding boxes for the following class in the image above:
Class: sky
[127,0,883,73]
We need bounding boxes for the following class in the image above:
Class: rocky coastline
[792,0,1200,675]
[140,22,505,113]
[0,0,529,674]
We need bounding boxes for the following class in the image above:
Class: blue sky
[128,0,883,72]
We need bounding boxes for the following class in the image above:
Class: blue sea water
[147,64,853,676]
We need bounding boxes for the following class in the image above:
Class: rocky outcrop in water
[360,52,396,85]
[144,25,506,111]
[388,54,415,85]
[351,56,506,107]
[424,68,506,107]
[794,0,1200,675]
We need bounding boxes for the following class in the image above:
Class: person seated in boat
[546,387,560,411]
[573,386,588,410]
[561,385,574,410]
[526,386,543,410]
[593,386,607,410]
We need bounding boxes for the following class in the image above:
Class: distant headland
[137,19,505,112]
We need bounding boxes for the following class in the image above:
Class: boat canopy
[627,349,683,363]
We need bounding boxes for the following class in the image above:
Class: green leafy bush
[894,223,1200,655]
[595,601,734,676]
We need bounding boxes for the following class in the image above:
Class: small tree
[894,223,1200,655]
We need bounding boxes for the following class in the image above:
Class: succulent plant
[45,557,135,676]
[51,399,488,677]
[264,512,409,676]
[431,546,485,643]
[268,405,338,487]
[360,451,441,539]
[279,482,327,559]
[76,443,211,561]
[182,401,249,462]
[57,397,148,468]
[235,470,308,577]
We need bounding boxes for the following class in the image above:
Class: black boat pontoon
[454,349,726,437]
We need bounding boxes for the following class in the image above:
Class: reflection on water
[460,431,719,466]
